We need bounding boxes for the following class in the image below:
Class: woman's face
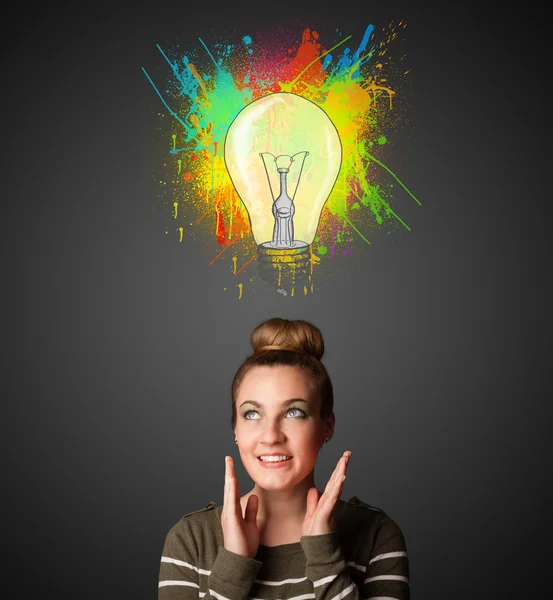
[234,365,331,490]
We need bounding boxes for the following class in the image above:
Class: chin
[256,481,297,492]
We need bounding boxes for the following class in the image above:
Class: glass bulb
[224,92,342,248]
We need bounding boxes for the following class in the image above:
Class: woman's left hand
[301,450,351,537]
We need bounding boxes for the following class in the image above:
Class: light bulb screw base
[257,241,315,292]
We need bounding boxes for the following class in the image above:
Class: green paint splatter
[145,22,422,271]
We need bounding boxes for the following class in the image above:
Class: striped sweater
[159,496,409,600]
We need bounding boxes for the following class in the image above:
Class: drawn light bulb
[224,92,342,291]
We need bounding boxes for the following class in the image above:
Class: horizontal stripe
[162,558,408,594]
[312,574,339,587]
[345,560,367,572]
[161,555,210,576]
[159,580,198,588]
[329,582,356,600]
[369,551,408,564]
[256,577,308,586]
[249,593,314,600]
[244,584,355,600]
[162,557,392,586]
[199,592,314,600]
[208,589,233,600]
[364,575,409,584]
[198,594,404,600]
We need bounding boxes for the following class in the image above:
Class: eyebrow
[239,398,308,409]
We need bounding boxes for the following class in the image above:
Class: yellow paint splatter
[153,23,415,293]
[237,283,243,299]
[173,202,178,218]
[179,227,184,242]
[187,62,209,98]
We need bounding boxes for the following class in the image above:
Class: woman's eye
[243,407,306,420]
[288,407,306,418]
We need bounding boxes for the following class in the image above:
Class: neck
[247,470,319,524]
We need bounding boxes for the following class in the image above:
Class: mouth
[257,456,294,467]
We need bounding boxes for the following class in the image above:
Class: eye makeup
[240,401,310,420]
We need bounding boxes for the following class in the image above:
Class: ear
[325,411,336,439]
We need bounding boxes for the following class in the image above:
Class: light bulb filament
[259,151,309,248]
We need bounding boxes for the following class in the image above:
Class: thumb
[244,494,258,523]
[305,487,319,518]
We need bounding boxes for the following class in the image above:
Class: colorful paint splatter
[142,19,420,297]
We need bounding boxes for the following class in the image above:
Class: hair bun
[251,318,324,360]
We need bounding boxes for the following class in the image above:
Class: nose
[260,421,287,445]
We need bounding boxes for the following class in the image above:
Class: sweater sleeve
[159,519,264,600]
[300,513,410,600]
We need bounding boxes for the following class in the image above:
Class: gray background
[4,1,551,598]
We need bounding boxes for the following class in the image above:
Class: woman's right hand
[221,456,260,559]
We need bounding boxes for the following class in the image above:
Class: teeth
[259,455,292,462]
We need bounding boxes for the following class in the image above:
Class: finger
[344,451,351,469]
[333,452,347,477]
[323,476,344,512]
[224,456,229,517]
[341,451,350,468]
[324,469,339,501]
[227,457,237,517]
[338,452,350,478]
[328,455,345,489]
[323,472,334,495]
[323,454,346,502]
[337,451,347,480]
[305,487,319,518]
[232,459,241,515]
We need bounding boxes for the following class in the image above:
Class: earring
[324,437,329,444]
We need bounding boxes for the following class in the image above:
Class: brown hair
[231,318,334,429]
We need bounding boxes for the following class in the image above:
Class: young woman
[159,318,410,600]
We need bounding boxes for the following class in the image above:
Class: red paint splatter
[285,29,327,92]
[232,26,329,101]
